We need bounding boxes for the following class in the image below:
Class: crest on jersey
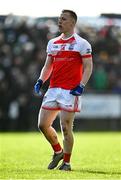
[61,44,66,50]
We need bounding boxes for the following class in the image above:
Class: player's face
[58,12,75,33]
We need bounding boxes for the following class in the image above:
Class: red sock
[63,153,71,164]
[51,143,62,153]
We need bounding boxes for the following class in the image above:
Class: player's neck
[62,31,74,40]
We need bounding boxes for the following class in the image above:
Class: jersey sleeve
[46,40,52,56]
[80,40,92,58]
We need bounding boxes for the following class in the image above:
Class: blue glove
[34,79,43,94]
[70,84,85,96]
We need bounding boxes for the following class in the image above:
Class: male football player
[34,9,93,171]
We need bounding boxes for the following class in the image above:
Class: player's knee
[38,122,45,132]
[61,123,68,136]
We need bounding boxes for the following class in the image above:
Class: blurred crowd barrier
[0,14,121,131]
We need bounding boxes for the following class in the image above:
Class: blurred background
[0,0,121,132]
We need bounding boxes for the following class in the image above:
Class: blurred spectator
[92,64,108,91]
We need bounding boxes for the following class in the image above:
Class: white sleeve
[80,40,92,55]
[46,40,52,55]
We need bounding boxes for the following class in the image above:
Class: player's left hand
[70,84,85,96]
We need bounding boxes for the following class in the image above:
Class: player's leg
[59,110,75,171]
[38,108,63,169]
[38,108,59,144]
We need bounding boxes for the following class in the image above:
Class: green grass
[0,132,121,179]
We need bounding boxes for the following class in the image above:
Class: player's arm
[34,55,53,94]
[70,39,93,96]
[70,55,93,96]
[81,56,93,86]
[38,55,53,82]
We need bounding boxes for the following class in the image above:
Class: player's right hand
[34,79,43,94]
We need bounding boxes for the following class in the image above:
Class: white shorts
[41,88,82,112]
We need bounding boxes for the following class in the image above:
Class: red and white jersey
[47,33,92,90]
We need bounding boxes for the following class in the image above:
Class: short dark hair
[62,9,77,23]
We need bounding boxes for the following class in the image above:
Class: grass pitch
[0,132,121,179]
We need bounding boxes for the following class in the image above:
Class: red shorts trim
[42,106,80,112]
[42,106,60,111]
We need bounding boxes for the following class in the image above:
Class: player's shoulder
[48,34,62,45]
[74,33,91,46]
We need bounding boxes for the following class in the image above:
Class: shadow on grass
[2,168,121,177]
[75,168,121,175]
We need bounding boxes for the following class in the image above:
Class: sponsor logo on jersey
[86,48,91,54]
[65,104,72,107]
[68,43,75,50]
